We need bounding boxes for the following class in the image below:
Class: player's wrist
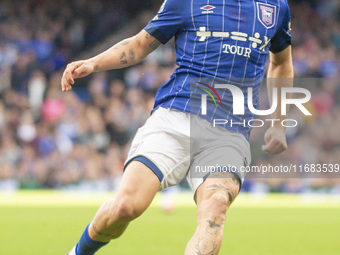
[271,122,286,131]
[86,59,99,73]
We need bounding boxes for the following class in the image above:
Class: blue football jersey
[144,0,292,140]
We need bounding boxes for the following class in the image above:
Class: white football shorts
[124,107,251,193]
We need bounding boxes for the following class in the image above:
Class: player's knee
[208,191,229,214]
[114,196,143,221]
[198,191,232,224]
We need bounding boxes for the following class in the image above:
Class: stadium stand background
[0,0,339,193]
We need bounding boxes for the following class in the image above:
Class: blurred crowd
[0,0,339,192]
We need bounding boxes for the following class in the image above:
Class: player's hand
[262,126,287,155]
[61,60,95,92]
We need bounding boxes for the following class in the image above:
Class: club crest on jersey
[201,5,216,14]
[257,3,277,29]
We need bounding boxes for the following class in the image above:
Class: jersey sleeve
[144,0,184,44]
[269,3,292,53]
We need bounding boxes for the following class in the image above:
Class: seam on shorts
[160,156,190,186]
[124,156,164,182]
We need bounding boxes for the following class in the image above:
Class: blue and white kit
[126,0,292,192]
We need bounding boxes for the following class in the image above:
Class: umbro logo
[200,5,216,14]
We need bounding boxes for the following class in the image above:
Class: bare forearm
[267,48,294,124]
[87,30,160,72]
[261,47,293,154]
[89,38,142,71]
[61,30,161,92]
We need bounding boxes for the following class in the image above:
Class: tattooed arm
[61,30,161,92]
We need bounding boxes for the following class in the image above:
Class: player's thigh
[125,107,190,190]
[116,160,161,214]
